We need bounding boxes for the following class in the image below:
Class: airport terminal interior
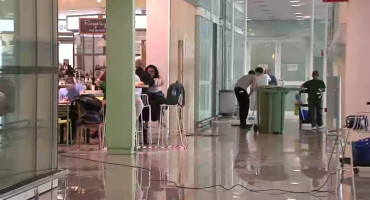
[1,0,370,199]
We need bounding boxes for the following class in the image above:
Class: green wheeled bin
[257,86,289,134]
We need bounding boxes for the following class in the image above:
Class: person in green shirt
[302,71,326,130]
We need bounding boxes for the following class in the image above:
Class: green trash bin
[257,86,289,134]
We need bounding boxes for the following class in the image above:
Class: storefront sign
[79,18,106,34]
[323,0,348,2]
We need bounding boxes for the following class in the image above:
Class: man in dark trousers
[302,71,326,130]
[234,70,256,129]
[135,59,154,145]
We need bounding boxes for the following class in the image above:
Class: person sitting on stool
[234,70,256,129]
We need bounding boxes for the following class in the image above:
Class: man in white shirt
[234,70,256,128]
[255,67,271,87]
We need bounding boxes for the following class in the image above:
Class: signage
[287,64,298,72]
[79,18,106,34]
[58,20,69,33]
[323,0,348,2]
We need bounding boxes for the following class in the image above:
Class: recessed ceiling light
[290,182,301,185]
[291,4,301,7]
[303,16,311,19]
[296,19,304,21]
[247,18,253,21]
[293,169,301,172]
[97,0,102,2]
[290,0,299,2]
[286,197,296,200]
[68,9,78,12]
[294,12,303,15]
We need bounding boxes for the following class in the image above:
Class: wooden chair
[75,101,105,150]
[58,103,72,146]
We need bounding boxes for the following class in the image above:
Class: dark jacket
[135,68,154,94]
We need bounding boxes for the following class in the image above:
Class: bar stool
[157,94,187,148]
[141,94,152,147]
[135,97,144,151]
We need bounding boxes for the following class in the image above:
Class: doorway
[248,38,310,112]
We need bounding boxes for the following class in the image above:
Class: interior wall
[343,0,370,120]
[169,0,196,133]
[146,0,170,92]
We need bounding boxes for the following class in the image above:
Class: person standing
[302,71,326,130]
[135,59,154,145]
[234,70,256,128]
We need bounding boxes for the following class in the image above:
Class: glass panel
[94,35,105,54]
[84,35,93,54]
[197,16,213,121]
[0,0,57,190]
[84,56,94,75]
[281,40,307,82]
[250,42,275,74]
[74,35,83,54]
[233,33,245,84]
[0,74,37,190]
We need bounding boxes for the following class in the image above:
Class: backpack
[166,81,185,106]
[74,94,103,112]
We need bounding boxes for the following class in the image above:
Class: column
[343,0,370,121]
[106,0,136,155]
[146,0,170,92]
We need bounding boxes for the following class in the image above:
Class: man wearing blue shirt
[59,78,84,102]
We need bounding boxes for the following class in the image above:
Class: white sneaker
[311,126,317,130]
[318,126,324,129]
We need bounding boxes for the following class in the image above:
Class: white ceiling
[248,0,327,21]
[58,0,146,19]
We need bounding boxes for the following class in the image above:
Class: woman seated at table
[145,65,166,121]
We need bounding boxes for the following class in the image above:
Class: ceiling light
[296,15,303,18]
[97,0,102,2]
[291,4,301,7]
[290,0,299,2]
[68,9,78,12]
[247,18,253,21]
[296,19,304,21]
[290,182,301,185]
[293,169,301,172]
[294,12,303,15]
[286,198,296,200]
[303,16,311,19]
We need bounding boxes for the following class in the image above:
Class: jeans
[234,87,250,125]
[309,101,323,127]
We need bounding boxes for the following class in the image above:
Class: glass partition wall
[0,0,58,192]
[247,0,328,113]
[194,0,247,123]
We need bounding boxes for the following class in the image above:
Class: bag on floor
[166,81,185,106]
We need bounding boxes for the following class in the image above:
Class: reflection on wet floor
[52,119,370,200]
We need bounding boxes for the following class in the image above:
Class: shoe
[318,126,324,129]
[311,126,317,131]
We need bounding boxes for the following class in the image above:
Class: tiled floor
[54,117,369,200]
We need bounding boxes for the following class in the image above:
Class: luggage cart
[338,112,370,200]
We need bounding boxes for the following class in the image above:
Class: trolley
[295,90,311,129]
[338,112,370,200]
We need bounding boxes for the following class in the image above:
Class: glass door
[248,39,277,76]
[280,39,310,112]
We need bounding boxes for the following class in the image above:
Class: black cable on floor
[59,140,338,196]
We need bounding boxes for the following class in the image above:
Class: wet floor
[53,117,369,200]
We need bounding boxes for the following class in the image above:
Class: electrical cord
[59,139,338,196]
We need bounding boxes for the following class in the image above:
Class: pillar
[343,0,370,120]
[146,0,170,92]
[106,0,136,154]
